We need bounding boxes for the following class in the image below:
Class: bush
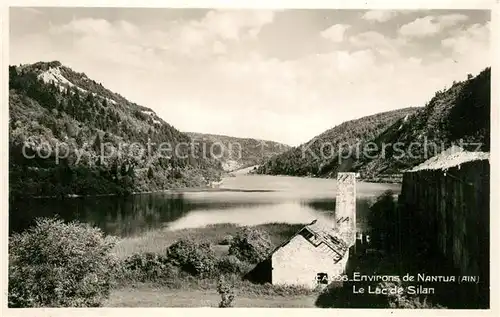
[228,228,274,263]
[123,252,167,271]
[217,275,236,308]
[217,255,246,275]
[166,239,217,277]
[8,218,118,307]
[121,252,177,282]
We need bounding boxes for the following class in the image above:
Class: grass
[106,285,317,307]
[109,274,317,307]
[113,222,305,259]
[115,272,316,296]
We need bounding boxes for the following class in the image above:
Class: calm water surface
[10,175,401,237]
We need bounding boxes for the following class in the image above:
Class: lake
[9,175,401,237]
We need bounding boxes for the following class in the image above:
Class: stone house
[245,220,349,289]
[270,220,349,289]
[245,173,356,289]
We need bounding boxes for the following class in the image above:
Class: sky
[9,7,491,146]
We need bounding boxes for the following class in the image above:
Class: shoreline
[20,186,278,200]
[14,174,402,200]
[242,172,403,184]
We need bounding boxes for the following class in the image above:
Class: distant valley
[186,132,290,172]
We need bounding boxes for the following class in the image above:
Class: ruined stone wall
[398,159,489,306]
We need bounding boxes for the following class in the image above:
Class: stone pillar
[335,172,357,247]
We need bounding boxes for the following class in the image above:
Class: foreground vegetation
[9,218,118,307]
[10,191,467,308]
[9,218,312,308]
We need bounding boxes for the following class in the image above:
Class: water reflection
[300,198,374,231]
[168,202,333,230]
[10,193,191,236]
[10,176,399,238]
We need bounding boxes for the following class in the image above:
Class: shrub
[123,252,167,271]
[228,228,274,263]
[217,255,245,275]
[217,275,236,308]
[121,252,177,282]
[166,239,217,277]
[8,218,118,307]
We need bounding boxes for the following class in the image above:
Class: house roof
[409,145,489,172]
[271,220,349,263]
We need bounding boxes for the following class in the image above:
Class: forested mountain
[353,67,490,178]
[9,61,223,199]
[186,132,290,172]
[255,108,418,177]
[256,68,490,180]
[9,61,490,196]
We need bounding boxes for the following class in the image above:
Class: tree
[147,166,154,179]
[67,99,75,117]
[119,175,135,195]
[166,239,217,277]
[120,162,128,176]
[8,218,118,307]
[75,130,85,147]
[110,159,119,180]
[92,134,103,154]
[217,275,235,308]
[103,132,113,144]
[72,86,80,102]
[85,92,95,105]
[65,121,77,138]
[127,164,135,177]
[228,228,274,263]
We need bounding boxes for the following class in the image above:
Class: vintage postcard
[2,0,497,314]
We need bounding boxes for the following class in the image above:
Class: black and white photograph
[4,3,495,311]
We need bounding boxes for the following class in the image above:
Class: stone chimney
[335,172,357,247]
